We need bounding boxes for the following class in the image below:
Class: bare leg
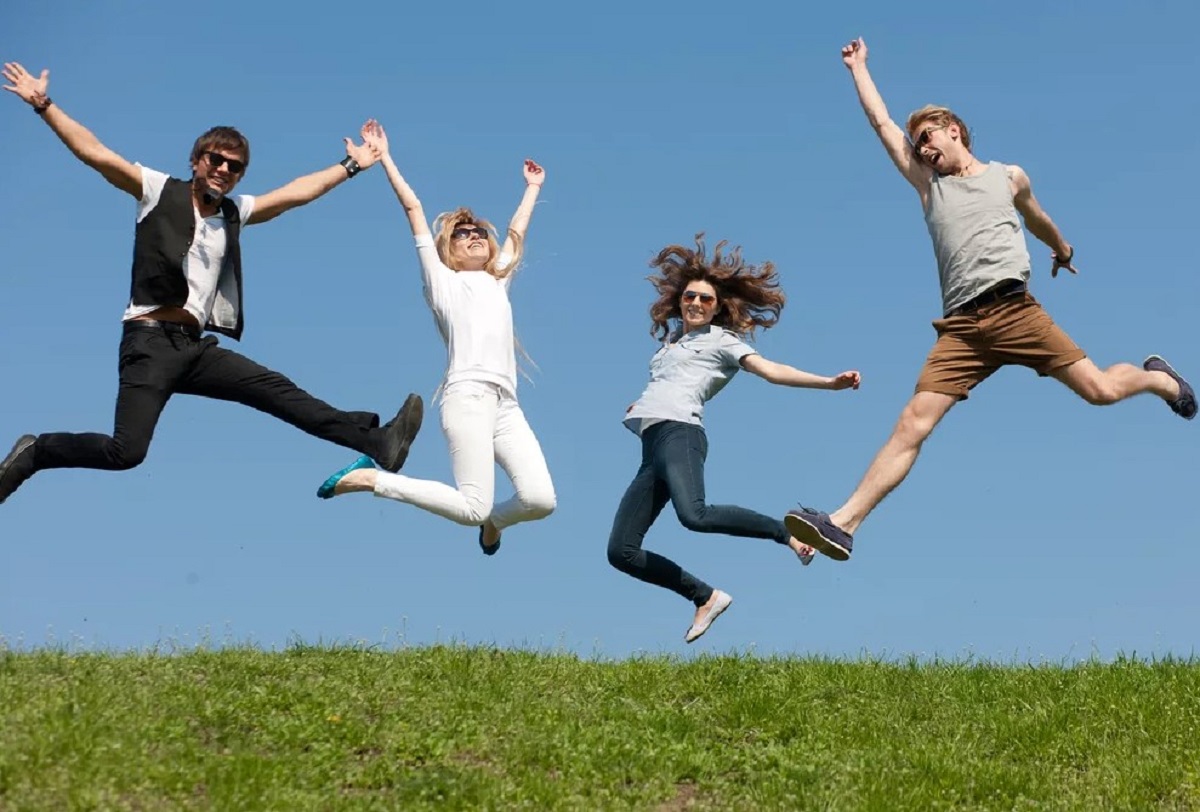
[1051,358,1177,405]
[831,391,959,534]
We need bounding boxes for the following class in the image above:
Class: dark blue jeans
[606,420,788,606]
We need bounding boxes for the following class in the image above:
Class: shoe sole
[1145,355,1196,421]
[0,435,36,505]
[685,591,733,643]
[784,511,851,562]
[383,395,425,472]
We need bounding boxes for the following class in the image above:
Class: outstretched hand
[841,37,868,69]
[2,61,49,105]
[524,158,545,186]
[1051,246,1078,278]
[829,370,862,390]
[345,119,383,170]
[360,118,389,156]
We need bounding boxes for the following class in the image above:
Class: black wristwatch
[340,157,361,178]
[31,94,53,115]
[1056,248,1074,265]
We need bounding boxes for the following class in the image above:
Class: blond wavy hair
[432,207,523,278]
[905,105,972,151]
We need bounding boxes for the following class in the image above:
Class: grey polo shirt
[623,325,758,436]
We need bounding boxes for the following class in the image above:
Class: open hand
[361,119,389,155]
[524,158,545,186]
[2,61,49,106]
[829,370,862,390]
[345,119,383,170]
[1051,246,1078,278]
[841,38,868,69]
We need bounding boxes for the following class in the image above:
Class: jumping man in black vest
[0,62,424,505]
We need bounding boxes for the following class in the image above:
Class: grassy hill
[2,645,1199,810]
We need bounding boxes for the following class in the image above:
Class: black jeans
[606,420,788,607]
[32,322,385,474]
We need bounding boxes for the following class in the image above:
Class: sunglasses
[911,124,947,151]
[204,151,246,174]
[682,291,716,305]
[451,226,490,242]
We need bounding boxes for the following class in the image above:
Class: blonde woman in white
[318,121,555,556]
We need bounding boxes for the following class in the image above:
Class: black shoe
[375,394,424,473]
[1144,355,1197,421]
[0,435,37,505]
[783,506,854,561]
[478,524,501,556]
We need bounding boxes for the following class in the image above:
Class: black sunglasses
[204,151,246,174]
[682,291,716,304]
[451,226,490,241]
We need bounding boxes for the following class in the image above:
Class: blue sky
[2,1,1197,661]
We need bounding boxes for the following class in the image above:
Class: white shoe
[685,590,733,643]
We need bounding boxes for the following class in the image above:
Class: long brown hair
[432,207,522,278]
[647,233,785,340]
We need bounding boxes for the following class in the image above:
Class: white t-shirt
[415,234,517,397]
[122,165,255,328]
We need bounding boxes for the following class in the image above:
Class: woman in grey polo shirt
[608,235,861,643]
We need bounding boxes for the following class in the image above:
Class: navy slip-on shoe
[1144,355,1197,421]
[784,506,853,561]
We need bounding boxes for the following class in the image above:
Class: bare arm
[1008,164,1077,276]
[360,119,429,237]
[741,354,862,390]
[248,122,381,225]
[3,62,141,197]
[841,39,931,193]
[501,159,545,257]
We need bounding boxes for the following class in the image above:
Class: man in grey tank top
[784,37,1195,563]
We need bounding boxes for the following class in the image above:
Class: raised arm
[247,121,381,225]
[359,119,430,237]
[1008,164,1077,277]
[501,159,545,257]
[841,39,931,192]
[741,354,862,390]
[3,62,141,198]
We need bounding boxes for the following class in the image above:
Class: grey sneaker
[784,507,853,561]
[0,435,37,505]
[1144,355,1196,421]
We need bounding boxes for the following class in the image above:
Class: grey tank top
[924,161,1031,315]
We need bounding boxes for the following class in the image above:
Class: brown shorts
[915,292,1087,400]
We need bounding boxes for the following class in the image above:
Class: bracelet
[339,157,361,178]
[1056,248,1074,265]
[31,94,53,115]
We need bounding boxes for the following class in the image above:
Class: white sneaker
[685,590,733,643]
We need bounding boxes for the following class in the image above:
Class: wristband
[31,94,52,115]
[1056,248,1074,265]
[340,157,361,178]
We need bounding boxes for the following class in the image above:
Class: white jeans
[373,381,556,531]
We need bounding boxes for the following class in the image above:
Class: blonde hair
[432,207,523,278]
[905,105,972,151]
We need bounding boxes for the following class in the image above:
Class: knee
[675,505,710,533]
[606,540,637,572]
[521,489,556,521]
[1075,377,1120,406]
[461,498,494,526]
[108,441,149,471]
[894,403,940,446]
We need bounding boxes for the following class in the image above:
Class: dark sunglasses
[911,124,946,151]
[451,226,490,241]
[682,291,716,305]
[204,151,246,174]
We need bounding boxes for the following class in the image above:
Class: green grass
[2,645,1199,810]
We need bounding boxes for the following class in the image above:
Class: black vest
[130,177,245,340]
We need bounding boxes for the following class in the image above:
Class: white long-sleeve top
[415,234,517,398]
